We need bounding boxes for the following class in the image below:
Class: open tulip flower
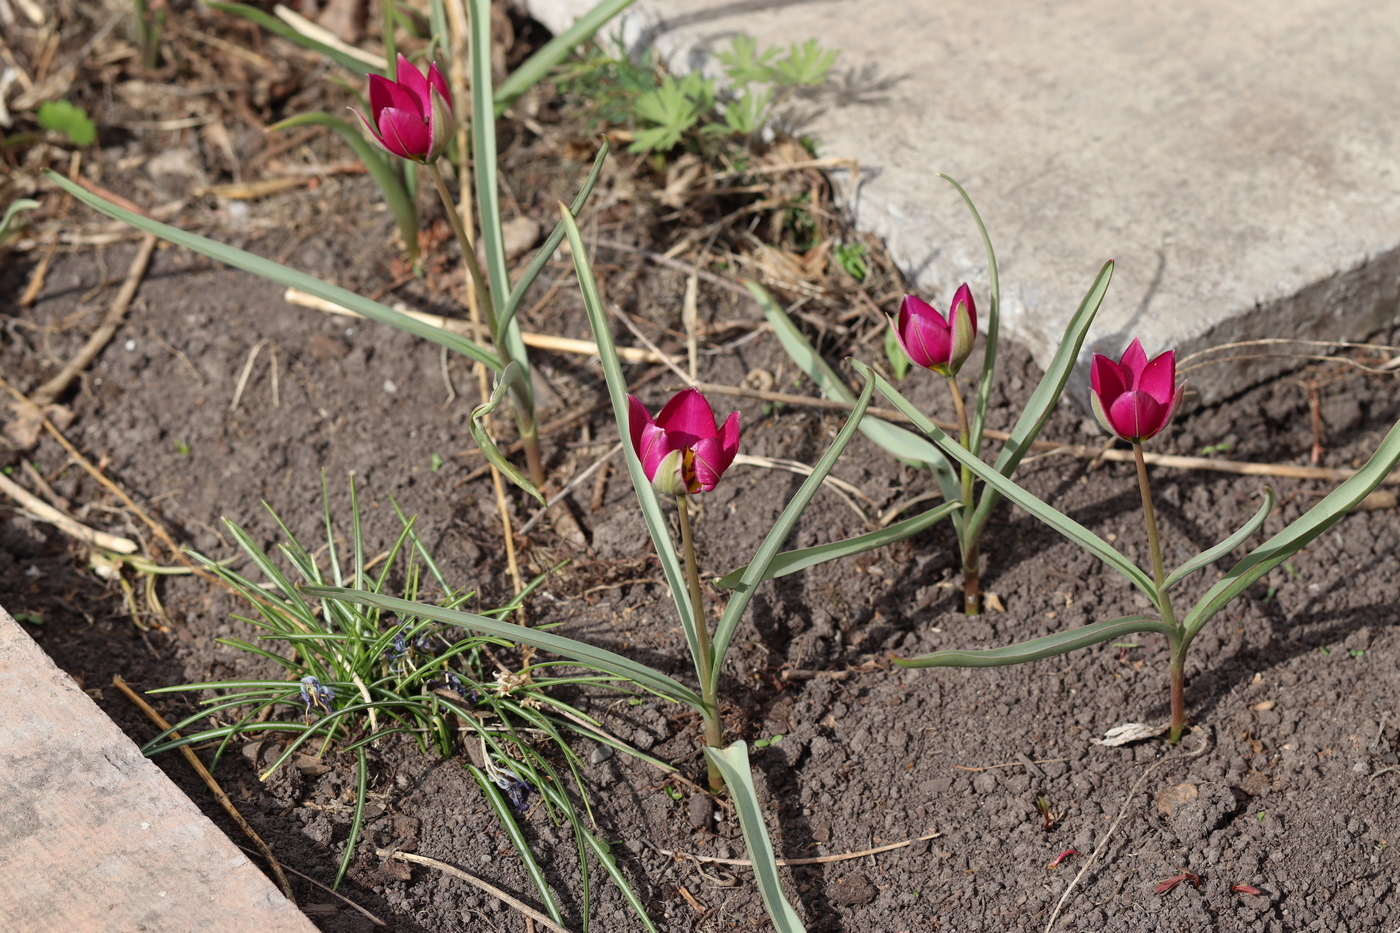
[628,389,740,497]
[893,284,977,376]
[1090,338,1185,442]
[353,54,455,163]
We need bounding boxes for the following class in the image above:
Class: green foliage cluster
[560,35,839,155]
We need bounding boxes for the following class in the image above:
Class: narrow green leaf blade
[469,766,564,925]
[714,502,959,588]
[709,379,876,691]
[558,207,703,666]
[747,280,958,501]
[1164,487,1274,592]
[301,587,704,709]
[1183,419,1400,640]
[206,2,384,75]
[471,362,547,504]
[894,615,1174,668]
[705,742,807,933]
[43,171,499,370]
[852,360,1160,603]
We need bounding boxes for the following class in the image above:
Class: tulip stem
[947,376,979,615]
[428,161,497,339]
[1134,441,1185,742]
[676,495,725,794]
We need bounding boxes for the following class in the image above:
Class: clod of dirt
[828,873,878,907]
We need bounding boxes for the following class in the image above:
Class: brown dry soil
[5,11,1400,933]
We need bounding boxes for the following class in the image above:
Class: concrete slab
[528,0,1400,404]
[0,607,318,933]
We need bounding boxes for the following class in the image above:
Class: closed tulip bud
[1090,338,1185,443]
[352,54,455,163]
[892,284,977,376]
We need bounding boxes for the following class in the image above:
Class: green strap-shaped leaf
[300,587,704,709]
[967,260,1114,539]
[708,379,876,692]
[471,362,547,504]
[469,765,564,925]
[893,615,1175,668]
[43,171,501,370]
[704,742,807,932]
[498,137,611,337]
[1183,419,1400,641]
[494,0,639,115]
[747,280,959,503]
[714,501,962,588]
[558,207,703,667]
[940,175,1000,458]
[1164,487,1274,592]
[332,747,369,889]
[852,360,1161,603]
[269,112,419,262]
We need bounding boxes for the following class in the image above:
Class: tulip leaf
[205,3,385,76]
[301,587,704,709]
[558,205,702,662]
[893,615,1174,668]
[269,112,419,262]
[469,766,565,925]
[940,175,1000,458]
[1182,418,1400,643]
[708,378,876,692]
[966,260,1114,537]
[469,0,535,416]
[498,137,610,337]
[471,362,547,505]
[703,743,808,933]
[746,280,959,504]
[494,0,639,115]
[1163,487,1274,592]
[714,500,961,588]
[852,360,1161,604]
[42,171,501,371]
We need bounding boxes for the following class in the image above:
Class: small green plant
[577,34,838,155]
[37,100,97,147]
[834,241,869,282]
[0,199,40,245]
[143,478,655,927]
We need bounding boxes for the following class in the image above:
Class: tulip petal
[656,388,720,440]
[1120,338,1148,382]
[897,305,953,370]
[377,107,430,160]
[369,73,421,117]
[426,62,454,113]
[1090,353,1128,400]
[688,411,741,491]
[950,283,977,339]
[1138,350,1177,404]
[395,53,430,106]
[1109,391,1165,442]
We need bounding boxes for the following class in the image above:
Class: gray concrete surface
[0,607,318,933]
[529,0,1400,404]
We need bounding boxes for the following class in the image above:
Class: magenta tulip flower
[353,54,455,163]
[1090,338,1185,442]
[892,284,977,376]
[628,389,740,497]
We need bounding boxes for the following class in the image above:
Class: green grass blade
[578,828,660,933]
[747,280,959,503]
[269,112,419,261]
[893,615,1174,668]
[1164,487,1274,592]
[471,362,547,504]
[704,742,807,932]
[43,170,500,370]
[714,500,962,588]
[301,587,704,709]
[967,261,1113,537]
[498,137,610,336]
[468,766,564,926]
[206,2,384,76]
[1183,419,1400,641]
[494,0,638,114]
[332,747,369,889]
[558,206,702,665]
[710,379,880,691]
[940,175,1000,457]
[852,360,1160,603]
